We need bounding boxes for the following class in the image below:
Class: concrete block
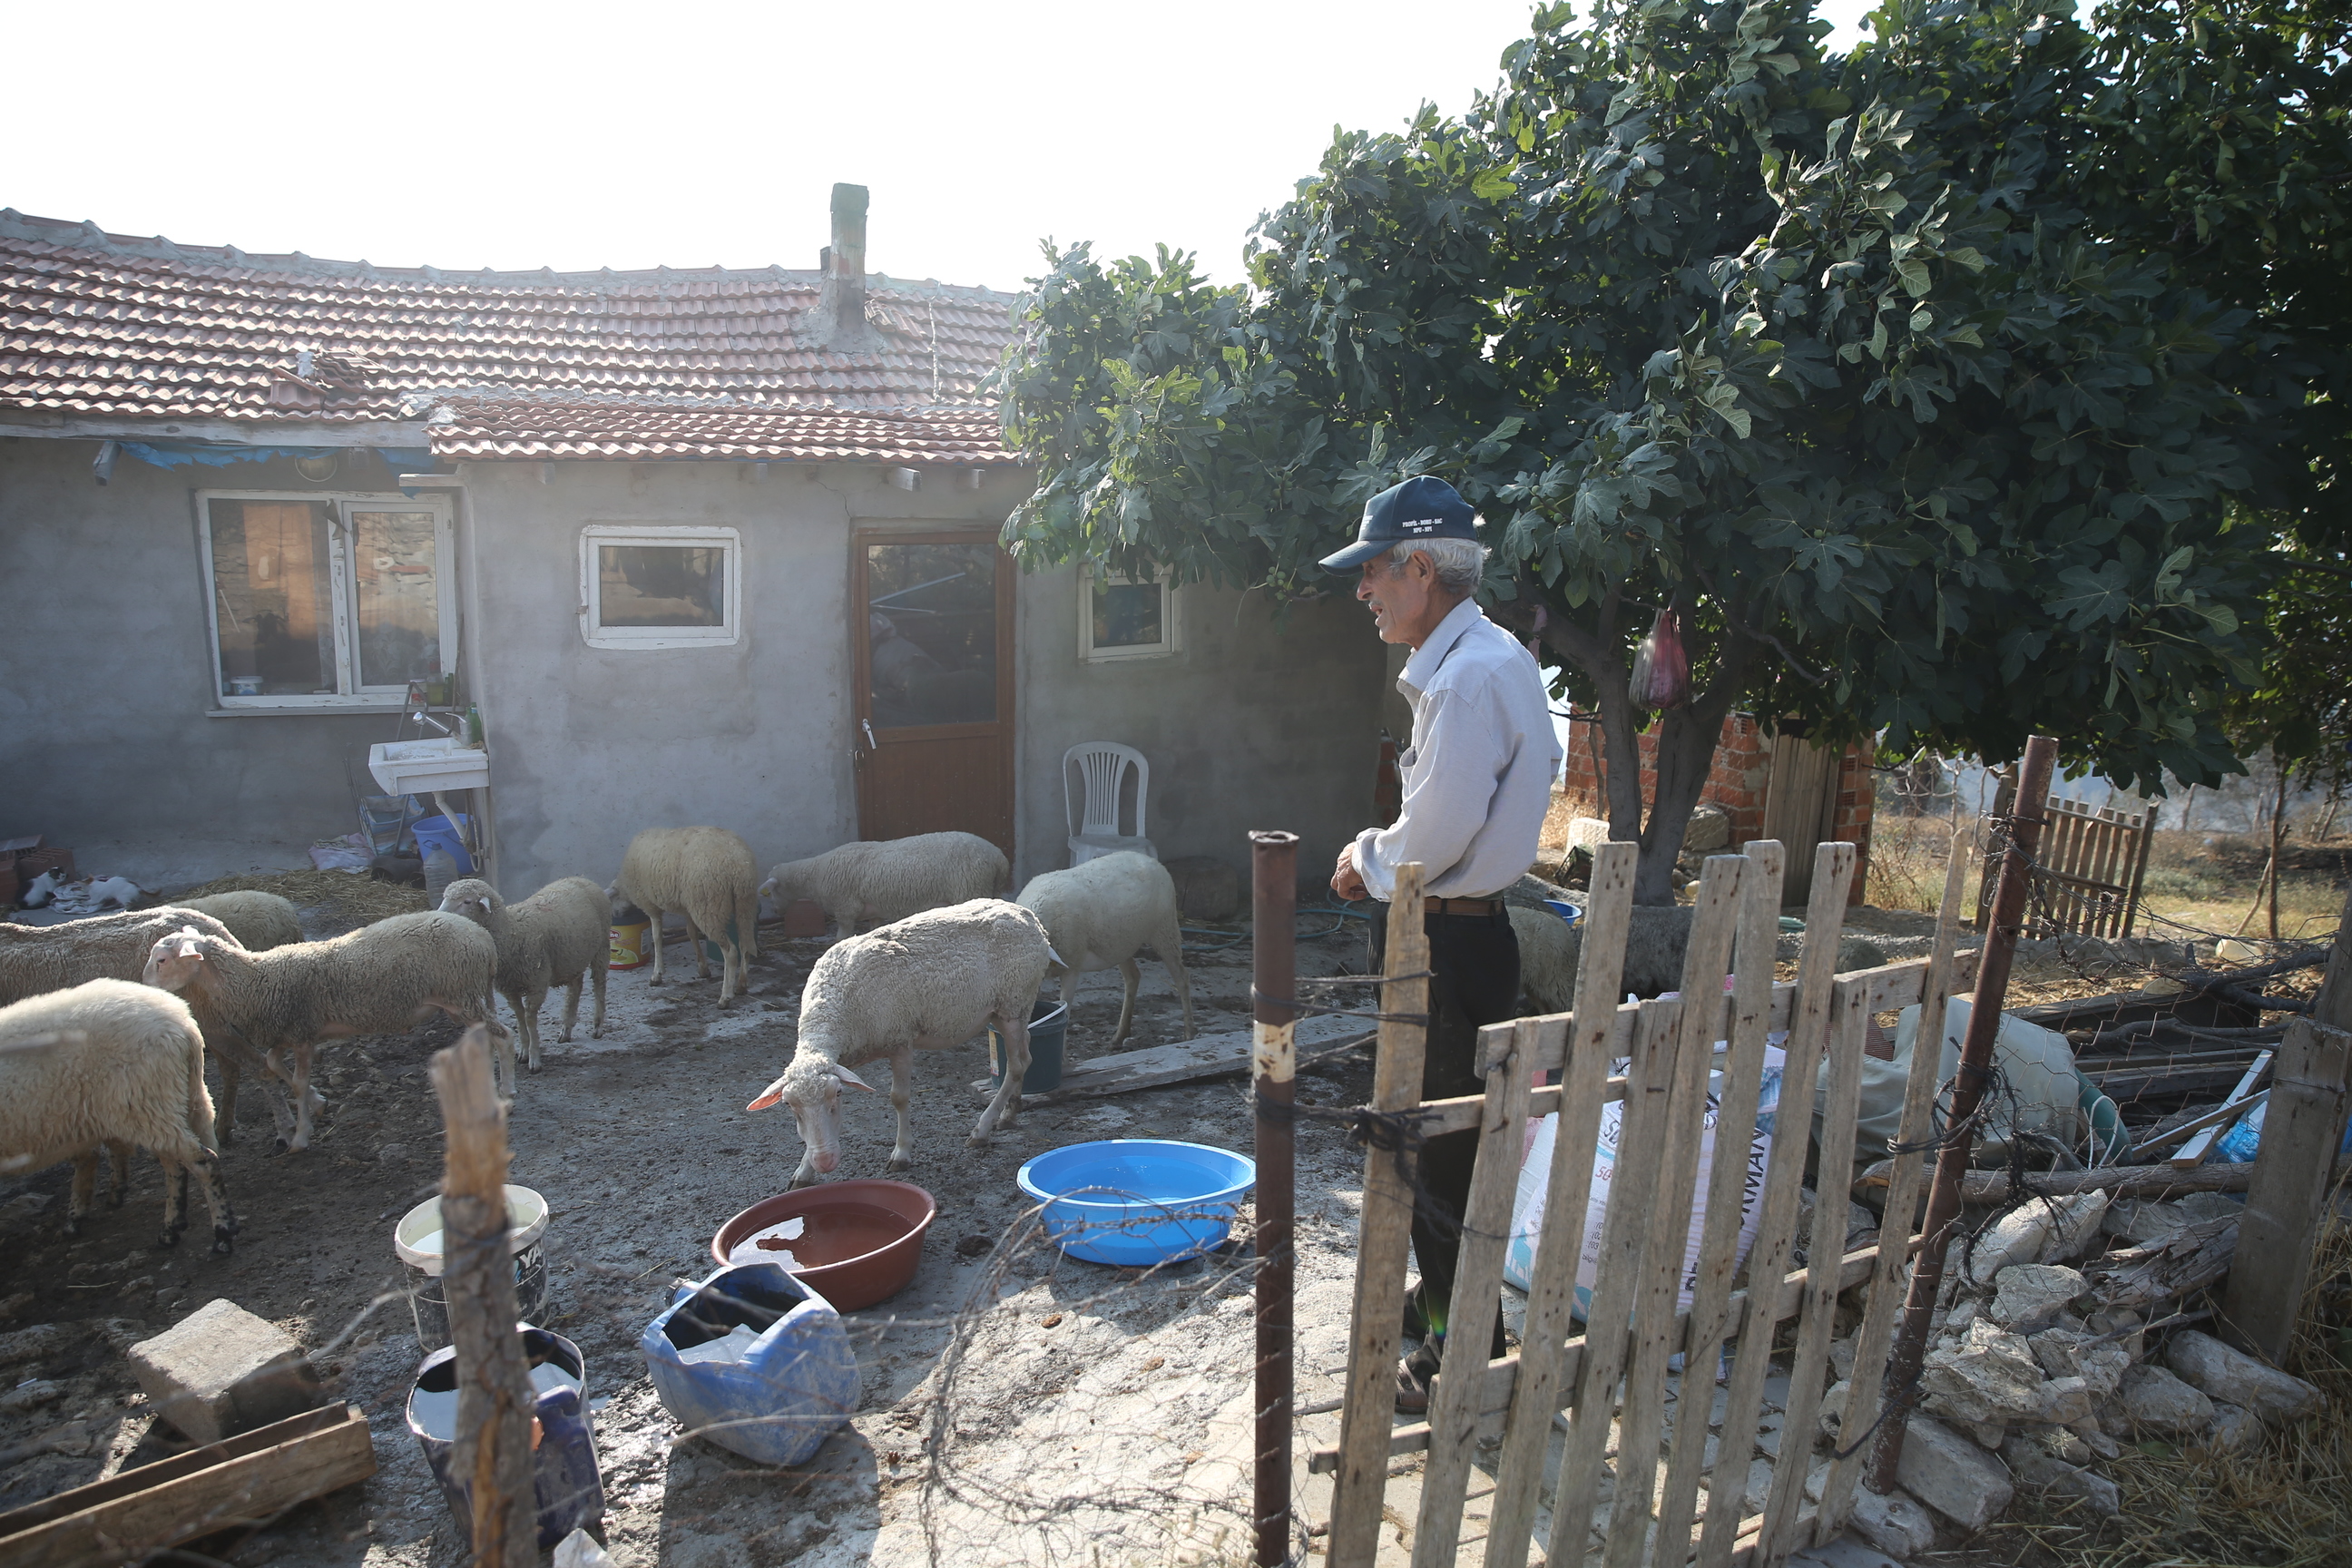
[126,1298,323,1444]
[1895,1413,2014,1531]
[2165,1329,2321,1425]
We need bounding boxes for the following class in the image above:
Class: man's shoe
[1395,1359,1433,1415]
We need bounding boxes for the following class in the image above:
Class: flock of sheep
[0,825,1202,1259]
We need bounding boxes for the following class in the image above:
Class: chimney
[814,182,884,355]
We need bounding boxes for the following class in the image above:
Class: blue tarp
[117,441,436,472]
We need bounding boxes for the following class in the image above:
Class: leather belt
[1424,896,1504,917]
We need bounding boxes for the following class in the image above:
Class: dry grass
[1866,812,1968,913]
[1541,786,1581,851]
[162,867,428,926]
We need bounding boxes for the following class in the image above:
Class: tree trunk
[2269,765,2289,941]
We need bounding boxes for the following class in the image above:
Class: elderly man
[1323,475,1562,1413]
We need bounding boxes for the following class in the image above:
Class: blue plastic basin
[1542,898,1582,926]
[1016,1139,1255,1266]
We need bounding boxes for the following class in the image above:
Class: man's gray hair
[1387,537,1490,593]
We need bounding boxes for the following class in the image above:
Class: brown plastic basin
[709,1180,936,1311]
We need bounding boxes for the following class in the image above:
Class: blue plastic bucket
[641,1262,859,1467]
[1016,1139,1256,1266]
[412,814,474,875]
[986,999,1069,1094]
[407,1325,602,1549]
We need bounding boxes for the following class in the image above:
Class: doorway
[852,532,1015,856]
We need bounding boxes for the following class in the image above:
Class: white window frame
[1078,563,1181,663]
[579,524,743,650]
[197,489,456,710]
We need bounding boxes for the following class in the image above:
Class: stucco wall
[0,436,426,887]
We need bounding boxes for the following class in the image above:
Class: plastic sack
[1627,608,1690,710]
[1504,1041,1784,1316]
[308,833,374,874]
[1827,997,2089,1170]
[2214,1098,2352,1164]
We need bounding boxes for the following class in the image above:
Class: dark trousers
[1367,902,1521,1357]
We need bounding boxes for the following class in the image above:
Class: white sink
[368,737,490,795]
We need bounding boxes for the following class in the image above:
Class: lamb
[748,898,1055,1186]
[1015,851,1194,1051]
[0,978,238,1252]
[144,911,508,1152]
[437,877,610,1072]
[759,831,1008,940]
[173,891,304,951]
[607,827,760,1004]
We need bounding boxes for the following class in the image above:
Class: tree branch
[1697,571,1826,684]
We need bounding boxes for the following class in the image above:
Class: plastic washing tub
[1016,1140,1256,1266]
[709,1180,936,1311]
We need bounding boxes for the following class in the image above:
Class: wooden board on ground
[970,1013,1368,1106]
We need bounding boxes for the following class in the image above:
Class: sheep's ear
[1046,944,1068,969]
[832,1063,875,1093]
[747,1089,783,1111]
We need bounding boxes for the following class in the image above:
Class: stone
[0,1323,69,1368]
[1965,1192,2110,1287]
[1828,1337,1857,1384]
[0,1379,64,1414]
[2083,1308,2143,1362]
[2165,1329,2321,1426]
[1161,857,1240,922]
[2001,1433,2121,1517]
[2198,1400,2265,1455]
[1683,803,1733,852]
[1846,1485,1941,1559]
[2114,1364,2214,1438]
[1989,1265,2086,1334]
[125,1298,324,1444]
[1963,1419,2009,1449]
[2039,1376,2097,1426]
[1818,1380,1852,1438]
[1920,1319,2048,1426]
[2029,1328,2129,1399]
[1944,1298,1980,1336]
[2067,1418,2122,1460]
[1894,1413,2014,1530]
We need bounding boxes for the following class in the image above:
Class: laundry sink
[368,737,490,795]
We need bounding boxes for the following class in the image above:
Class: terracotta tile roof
[0,209,1021,465]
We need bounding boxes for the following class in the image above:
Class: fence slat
[1604,857,1749,1568]
[1413,1018,1538,1567]
[1695,841,1856,1568]
[1484,843,1639,1568]
[1812,835,1972,1541]
[1652,844,1787,1556]
[1326,861,1430,1568]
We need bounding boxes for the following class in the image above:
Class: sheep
[748,898,1055,1186]
[759,831,1008,940]
[1504,902,1694,1012]
[173,891,304,951]
[607,827,760,1004]
[18,870,62,908]
[437,877,610,1072]
[0,978,238,1252]
[1015,851,1194,1052]
[143,911,508,1152]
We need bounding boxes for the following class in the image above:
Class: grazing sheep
[1015,851,1194,1051]
[0,978,238,1252]
[607,827,760,1004]
[748,899,1055,1186]
[174,891,304,951]
[438,877,610,1072]
[144,912,508,1152]
[759,831,1008,940]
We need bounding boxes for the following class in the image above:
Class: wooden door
[852,532,1016,856]
[1759,730,1839,904]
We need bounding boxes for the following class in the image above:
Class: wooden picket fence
[1311,838,1975,1567]
[1975,794,2154,939]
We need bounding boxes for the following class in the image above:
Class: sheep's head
[439,878,499,924]
[747,1054,873,1176]
[758,864,802,905]
[143,927,215,992]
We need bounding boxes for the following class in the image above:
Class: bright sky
[14,0,1890,295]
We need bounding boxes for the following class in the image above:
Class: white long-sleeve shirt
[1352,597,1563,902]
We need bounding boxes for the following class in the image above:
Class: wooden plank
[968,1013,1366,1104]
[2121,806,2156,938]
[1325,861,1431,1568]
[1852,1160,2254,1205]
[0,1404,373,1568]
[1483,842,1638,1568]
[1654,844,1787,1561]
[2092,1062,2265,1104]
[1412,1018,1537,1568]
[1814,834,1971,1544]
[1606,857,1748,1568]
[2220,885,2352,1362]
[1695,841,1856,1568]
[2171,1053,2273,1168]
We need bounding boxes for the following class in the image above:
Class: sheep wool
[174,891,303,951]
[611,827,760,1004]
[1016,850,1194,1052]
[439,876,611,1071]
[760,831,1007,939]
[0,977,237,1252]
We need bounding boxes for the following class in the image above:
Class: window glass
[350,510,441,687]
[1093,579,1164,649]
[864,542,997,727]
[598,545,725,628]
[208,499,334,696]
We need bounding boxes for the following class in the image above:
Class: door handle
[861,720,877,751]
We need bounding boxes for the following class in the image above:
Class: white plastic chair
[1064,741,1155,865]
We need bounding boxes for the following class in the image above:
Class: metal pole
[1867,734,2057,1494]
[1250,829,1298,1567]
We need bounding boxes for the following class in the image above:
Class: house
[0,194,1387,898]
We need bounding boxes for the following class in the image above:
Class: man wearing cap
[1323,475,1562,1413]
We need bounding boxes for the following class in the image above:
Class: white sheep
[759,831,1008,940]
[0,978,239,1252]
[1015,851,1194,1052]
[1509,904,1577,1014]
[438,877,610,1072]
[749,898,1055,1186]
[172,891,303,951]
[607,827,760,1004]
[144,911,509,1152]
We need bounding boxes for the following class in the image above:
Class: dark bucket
[986,998,1068,1094]
[407,1325,603,1550]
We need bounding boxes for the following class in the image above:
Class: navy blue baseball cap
[1319,475,1480,573]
